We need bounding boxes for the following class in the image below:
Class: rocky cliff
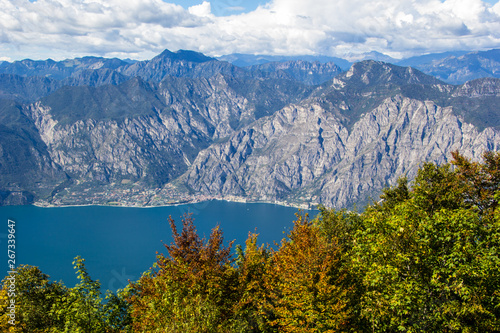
[180,61,500,208]
[248,61,343,85]
[18,72,312,197]
[0,50,499,208]
[181,94,500,208]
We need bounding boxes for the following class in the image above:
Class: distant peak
[155,49,215,63]
[343,51,397,63]
[346,60,392,73]
[342,60,442,86]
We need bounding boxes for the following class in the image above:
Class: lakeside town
[33,181,317,210]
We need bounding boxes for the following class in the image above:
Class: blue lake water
[0,201,316,291]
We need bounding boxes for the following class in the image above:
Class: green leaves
[341,151,500,332]
[2,151,499,332]
[52,256,106,333]
[0,260,131,332]
[0,265,67,332]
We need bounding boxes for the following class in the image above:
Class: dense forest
[1,151,500,332]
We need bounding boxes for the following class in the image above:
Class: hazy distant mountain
[408,49,500,84]
[0,56,129,80]
[0,74,63,103]
[396,51,469,67]
[247,61,343,85]
[116,49,244,82]
[0,50,499,207]
[217,53,352,70]
[219,49,500,85]
[342,51,398,63]
[3,47,498,89]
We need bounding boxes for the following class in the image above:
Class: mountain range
[0,48,499,208]
[220,49,500,84]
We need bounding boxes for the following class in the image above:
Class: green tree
[451,150,500,217]
[0,260,130,333]
[103,289,132,332]
[0,265,66,332]
[345,151,500,332]
[51,256,107,332]
[313,206,369,331]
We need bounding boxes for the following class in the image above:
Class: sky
[1,0,500,62]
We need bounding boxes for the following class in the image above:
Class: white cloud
[0,0,209,60]
[188,1,213,17]
[210,0,500,58]
[0,0,499,61]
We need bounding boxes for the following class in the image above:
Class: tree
[345,151,500,332]
[128,214,238,332]
[233,233,274,332]
[265,213,350,332]
[50,256,107,333]
[451,150,500,217]
[103,289,132,332]
[313,206,369,331]
[0,265,66,332]
[0,259,130,332]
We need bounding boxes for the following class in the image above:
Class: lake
[0,201,316,291]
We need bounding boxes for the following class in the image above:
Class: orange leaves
[128,214,237,332]
[264,213,350,332]
[128,212,353,332]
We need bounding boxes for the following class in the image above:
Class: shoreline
[32,198,318,210]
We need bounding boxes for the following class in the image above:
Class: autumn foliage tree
[233,233,273,332]
[264,213,350,332]
[128,214,238,332]
[2,151,499,332]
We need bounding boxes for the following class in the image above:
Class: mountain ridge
[0,49,499,207]
[2,48,500,87]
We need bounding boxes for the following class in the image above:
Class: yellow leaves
[263,214,350,332]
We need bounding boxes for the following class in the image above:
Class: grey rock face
[182,94,500,208]
[1,54,499,208]
[28,105,191,184]
[24,72,308,190]
[452,78,500,97]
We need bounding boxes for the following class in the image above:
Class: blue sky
[4,0,500,62]
[171,0,266,15]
